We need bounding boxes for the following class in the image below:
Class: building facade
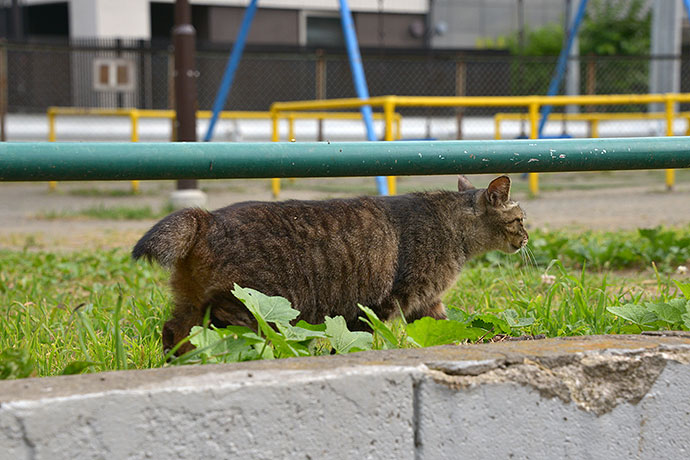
[3,0,569,49]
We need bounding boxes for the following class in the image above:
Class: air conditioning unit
[92,58,135,92]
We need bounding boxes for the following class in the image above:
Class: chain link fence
[3,39,690,141]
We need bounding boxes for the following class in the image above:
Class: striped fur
[133,175,528,354]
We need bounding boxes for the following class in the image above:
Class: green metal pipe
[1,137,689,181]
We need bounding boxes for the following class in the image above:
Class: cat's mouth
[509,239,528,253]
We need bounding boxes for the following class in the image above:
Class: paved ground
[1,170,689,251]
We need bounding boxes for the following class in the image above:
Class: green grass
[35,204,174,221]
[66,188,143,198]
[0,249,171,377]
[1,226,689,378]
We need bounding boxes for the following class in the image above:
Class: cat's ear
[485,176,511,207]
[457,175,475,192]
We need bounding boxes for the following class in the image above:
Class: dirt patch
[1,171,689,251]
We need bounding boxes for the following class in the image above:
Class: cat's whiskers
[521,245,539,271]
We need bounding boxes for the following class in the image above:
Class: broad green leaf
[682,312,690,330]
[407,317,483,348]
[669,298,688,312]
[61,361,99,376]
[0,348,36,380]
[189,326,259,363]
[324,316,373,354]
[256,318,302,358]
[620,324,642,334]
[252,342,274,360]
[607,303,658,326]
[276,322,326,342]
[358,304,400,349]
[646,301,684,325]
[446,306,470,323]
[231,284,299,325]
[216,325,264,344]
[638,228,659,241]
[295,320,327,333]
[190,326,222,350]
[471,313,512,334]
[674,280,690,300]
[501,309,536,328]
[230,285,305,358]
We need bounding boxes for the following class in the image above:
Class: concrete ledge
[2,335,690,459]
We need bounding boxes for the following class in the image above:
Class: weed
[35,204,175,221]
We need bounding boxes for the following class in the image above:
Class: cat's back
[194,196,401,319]
[210,195,394,243]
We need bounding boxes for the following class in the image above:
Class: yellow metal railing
[495,111,690,139]
[269,110,402,196]
[271,93,690,195]
[47,107,401,195]
[495,110,690,191]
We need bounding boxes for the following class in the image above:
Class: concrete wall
[355,12,426,48]
[2,335,690,459]
[69,0,151,39]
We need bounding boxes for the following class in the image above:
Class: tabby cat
[133,175,528,354]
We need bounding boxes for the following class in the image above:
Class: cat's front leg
[163,302,205,356]
[404,299,447,323]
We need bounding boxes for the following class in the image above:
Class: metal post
[116,38,124,109]
[565,0,580,114]
[167,50,176,141]
[586,58,596,110]
[47,108,57,191]
[590,119,599,138]
[270,109,281,197]
[538,0,589,137]
[665,97,676,190]
[383,97,396,195]
[649,0,682,114]
[172,0,205,206]
[338,0,389,196]
[528,101,540,195]
[315,49,326,142]
[455,60,466,140]
[203,0,258,142]
[0,40,7,143]
[494,115,502,141]
[130,110,141,193]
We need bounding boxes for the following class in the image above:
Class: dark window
[150,2,175,39]
[26,2,68,37]
[306,16,344,47]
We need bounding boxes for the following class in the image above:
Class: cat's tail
[132,207,212,269]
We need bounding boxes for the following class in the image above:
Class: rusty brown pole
[0,40,7,142]
[173,0,198,191]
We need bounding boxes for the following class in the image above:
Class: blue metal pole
[338,0,388,195]
[537,0,589,137]
[203,0,259,142]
